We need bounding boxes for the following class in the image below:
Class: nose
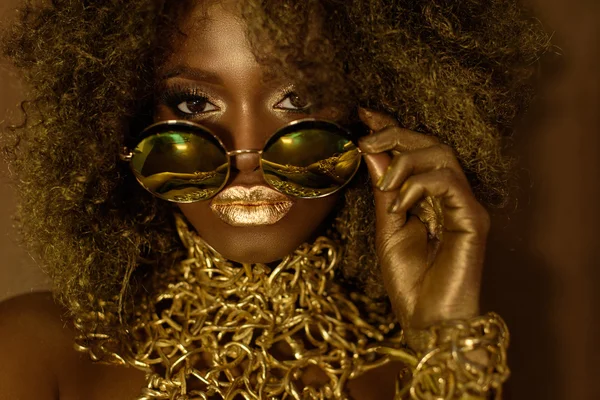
[224,111,270,173]
[216,104,274,174]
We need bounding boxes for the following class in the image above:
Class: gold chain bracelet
[379,312,510,400]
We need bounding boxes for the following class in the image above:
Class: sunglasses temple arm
[120,147,133,162]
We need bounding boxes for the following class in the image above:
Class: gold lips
[209,186,294,226]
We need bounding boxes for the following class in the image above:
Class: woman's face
[154,0,341,263]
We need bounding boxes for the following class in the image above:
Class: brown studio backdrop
[0,0,50,301]
[0,1,598,399]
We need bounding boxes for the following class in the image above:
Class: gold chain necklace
[74,212,412,399]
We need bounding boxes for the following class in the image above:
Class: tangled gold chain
[74,211,410,399]
[407,313,510,400]
[73,211,510,399]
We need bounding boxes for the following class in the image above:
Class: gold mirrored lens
[262,126,361,198]
[131,131,228,202]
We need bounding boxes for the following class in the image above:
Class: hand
[357,108,491,351]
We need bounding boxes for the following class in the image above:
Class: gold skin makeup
[210,185,294,226]
[156,1,339,263]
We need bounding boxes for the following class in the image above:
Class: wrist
[402,307,481,353]
[396,312,510,399]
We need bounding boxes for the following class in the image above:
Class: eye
[157,84,220,118]
[274,92,311,112]
[176,98,218,115]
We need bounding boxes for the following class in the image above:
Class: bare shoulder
[0,291,68,339]
[0,292,145,400]
[0,292,64,399]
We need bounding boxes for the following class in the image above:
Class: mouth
[209,185,294,227]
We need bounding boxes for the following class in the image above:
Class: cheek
[286,195,340,234]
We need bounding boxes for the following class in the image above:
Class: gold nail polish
[376,174,386,189]
[377,165,393,190]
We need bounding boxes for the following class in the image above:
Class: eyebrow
[159,65,224,85]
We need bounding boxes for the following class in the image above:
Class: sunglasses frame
[119,118,364,203]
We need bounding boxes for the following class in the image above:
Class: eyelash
[158,84,312,118]
[274,88,312,114]
[158,84,216,119]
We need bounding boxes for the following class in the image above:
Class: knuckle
[425,134,440,145]
[394,152,412,170]
[434,143,453,154]
[433,143,459,164]
[437,167,457,182]
[477,202,492,229]
[479,206,492,231]
[439,166,468,189]
[470,202,491,234]
[426,143,458,169]
[380,126,397,136]
[392,131,407,147]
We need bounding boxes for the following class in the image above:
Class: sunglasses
[119,119,363,203]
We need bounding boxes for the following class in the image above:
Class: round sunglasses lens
[262,122,361,198]
[131,129,228,202]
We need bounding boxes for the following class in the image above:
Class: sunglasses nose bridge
[227,149,263,172]
[226,149,264,156]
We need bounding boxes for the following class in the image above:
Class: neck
[73,210,409,399]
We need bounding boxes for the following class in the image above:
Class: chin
[195,224,322,264]
[177,200,339,264]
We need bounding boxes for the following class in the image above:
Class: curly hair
[1,0,552,326]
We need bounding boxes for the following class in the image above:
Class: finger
[358,107,399,131]
[362,152,390,187]
[390,168,486,234]
[363,152,408,228]
[357,107,396,186]
[378,144,466,191]
[359,125,439,154]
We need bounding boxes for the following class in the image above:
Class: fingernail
[379,176,390,191]
[387,199,399,214]
[377,165,393,190]
[363,153,388,186]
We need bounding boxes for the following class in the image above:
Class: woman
[0,0,551,398]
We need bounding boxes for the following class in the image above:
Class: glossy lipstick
[209,186,294,226]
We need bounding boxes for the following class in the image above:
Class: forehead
[161,1,259,77]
